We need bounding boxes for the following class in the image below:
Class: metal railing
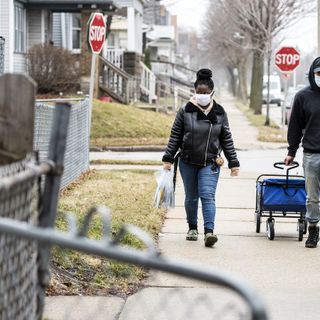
[140,61,157,104]
[0,203,268,320]
[156,80,194,113]
[0,37,4,75]
[0,115,269,320]
[0,102,71,320]
[0,76,268,320]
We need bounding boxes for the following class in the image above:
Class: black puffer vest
[162,101,240,168]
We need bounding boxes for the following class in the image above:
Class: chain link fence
[0,84,268,319]
[0,154,45,320]
[0,37,4,75]
[34,98,90,188]
[0,167,269,320]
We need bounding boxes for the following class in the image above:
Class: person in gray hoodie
[285,57,320,248]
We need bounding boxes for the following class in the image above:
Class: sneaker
[305,226,319,248]
[204,233,218,247]
[186,229,198,241]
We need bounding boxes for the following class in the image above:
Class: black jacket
[162,101,240,168]
[287,57,320,157]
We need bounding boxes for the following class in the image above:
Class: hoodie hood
[308,57,320,91]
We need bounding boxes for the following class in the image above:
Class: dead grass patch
[48,169,165,296]
[236,101,286,143]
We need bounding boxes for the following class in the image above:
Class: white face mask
[315,75,320,88]
[195,92,212,107]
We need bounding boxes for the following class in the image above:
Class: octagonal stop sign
[88,13,106,54]
[275,47,300,73]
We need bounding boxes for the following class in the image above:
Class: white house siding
[52,13,72,50]
[13,53,26,72]
[27,10,42,49]
[65,13,72,50]
[13,0,27,73]
[52,13,63,47]
[0,0,12,72]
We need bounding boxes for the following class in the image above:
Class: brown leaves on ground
[49,169,165,296]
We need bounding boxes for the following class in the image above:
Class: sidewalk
[220,92,286,151]
[44,94,316,320]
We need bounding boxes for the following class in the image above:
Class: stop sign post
[274,47,300,128]
[87,12,106,131]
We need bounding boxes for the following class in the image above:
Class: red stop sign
[275,47,300,72]
[88,13,106,54]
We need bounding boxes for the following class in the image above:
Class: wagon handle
[273,161,300,188]
[273,161,299,170]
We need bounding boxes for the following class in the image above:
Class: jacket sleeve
[162,108,184,163]
[287,93,305,157]
[219,112,240,168]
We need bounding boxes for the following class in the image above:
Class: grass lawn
[48,169,165,296]
[236,101,286,143]
[90,159,162,166]
[90,100,174,147]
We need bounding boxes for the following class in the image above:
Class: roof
[147,38,175,48]
[147,25,175,41]
[25,0,118,12]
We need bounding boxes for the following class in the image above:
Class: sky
[160,0,318,55]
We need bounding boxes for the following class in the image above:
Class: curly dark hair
[194,68,214,90]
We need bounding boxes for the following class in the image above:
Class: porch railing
[140,61,157,104]
[104,47,124,69]
[99,55,136,104]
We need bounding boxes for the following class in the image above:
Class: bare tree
[202,2,251,102]
[213,0,314,116]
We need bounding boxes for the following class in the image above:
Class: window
[107,33,115,47]
[71,13,81,53]
[14,4,26,53]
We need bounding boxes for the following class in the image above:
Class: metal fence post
[36,102,71,318]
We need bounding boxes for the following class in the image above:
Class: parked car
[262,74,282,106]
[284,84,306,124]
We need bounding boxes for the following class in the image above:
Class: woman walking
[162,68,240,247]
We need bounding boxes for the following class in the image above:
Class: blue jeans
[303,153,320,224]
[179,159,220,231]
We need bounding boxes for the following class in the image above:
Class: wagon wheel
[303,219,307,235]
[298,220,304,241]
[255,212,261,233]
[266,218,275,240]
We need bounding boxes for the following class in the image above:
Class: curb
[90,146,166,152]
[90,145,286,152]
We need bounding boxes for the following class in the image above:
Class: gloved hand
[163,162,172,171]
[230,167,239,176]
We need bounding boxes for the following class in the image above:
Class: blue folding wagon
[255,162,306,241]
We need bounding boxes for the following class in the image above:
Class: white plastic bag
[154,169,175,209]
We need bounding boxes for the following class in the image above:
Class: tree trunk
[249,50,264,114]
[238,61,248,103]
[227,66,237,96]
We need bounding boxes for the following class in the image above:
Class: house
[0,0,118,75]
[98,0,158,104]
